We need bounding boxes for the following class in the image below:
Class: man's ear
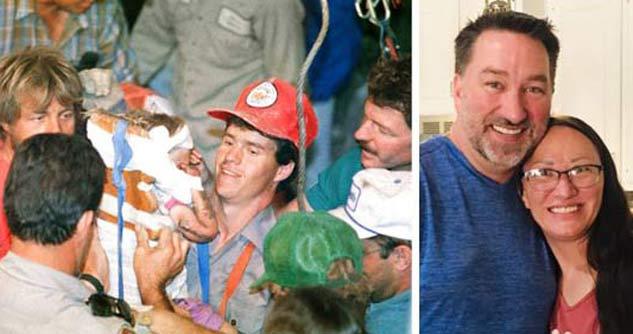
[452,74,464,110]
[273,161,295,183]
[76,210,95,238]
[1,122,10,135]
[389,245,412,272]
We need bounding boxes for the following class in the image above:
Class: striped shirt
[0,0,136,82]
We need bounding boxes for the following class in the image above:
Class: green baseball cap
[251,211,363,290]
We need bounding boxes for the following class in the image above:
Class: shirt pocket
[203,4,260,68]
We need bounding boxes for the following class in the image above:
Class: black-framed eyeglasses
[522,164,603,192]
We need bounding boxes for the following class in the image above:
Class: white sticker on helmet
[246,82,278,108]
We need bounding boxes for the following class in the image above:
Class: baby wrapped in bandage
[87,107,215,306]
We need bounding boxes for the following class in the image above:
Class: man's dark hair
[455,11,560,88]
[369,235,412,260]
[227,117,298,201]
[367,55,412,128]
[264,287,366,334]
[4,134,105,245]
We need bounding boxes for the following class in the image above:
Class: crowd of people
[0,1,413,333]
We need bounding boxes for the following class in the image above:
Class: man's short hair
[227,117,298,201]
[369,235,412,260]
[264,287,365,334]
[0,47,83,138]
[4,134,105,245]
[455,11,560,87]
[367,55,412,128]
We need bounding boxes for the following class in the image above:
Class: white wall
[622,0,633,188]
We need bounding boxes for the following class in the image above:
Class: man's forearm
[139,285,174,311]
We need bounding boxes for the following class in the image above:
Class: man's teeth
[222,169,238,177]
[550,205,579,214]
[492,125,522,135]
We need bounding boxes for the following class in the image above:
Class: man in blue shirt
[421,11,561,333]
[331,168,412,334]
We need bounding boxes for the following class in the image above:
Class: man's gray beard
[472,135,530,170]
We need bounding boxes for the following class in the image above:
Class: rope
[295,0,329,212]
[356,0,400,60]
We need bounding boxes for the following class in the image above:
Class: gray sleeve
[130,0,177,84]
[253,0,306,84]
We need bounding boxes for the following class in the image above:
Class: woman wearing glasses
[520,116,633,334]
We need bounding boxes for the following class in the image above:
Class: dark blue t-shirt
[420,136,557,333]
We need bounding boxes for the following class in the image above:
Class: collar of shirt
[14,1,89,28]
[209,205,276,258]
[369,289,412,312]
[240,206,276,252]
[0,251,91,302]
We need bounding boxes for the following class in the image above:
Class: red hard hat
[207,78,319,149]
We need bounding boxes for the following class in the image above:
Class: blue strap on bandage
[112,120,132,300]
[197,243,210,304]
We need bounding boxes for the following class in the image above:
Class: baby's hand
[168,205,198,229]
[168,199,217,243]
[177,149,208,178]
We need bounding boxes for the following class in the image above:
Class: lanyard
[218,242,255,318]
[112,120,132,300]
[197,243,210,304]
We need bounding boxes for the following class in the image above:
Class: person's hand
[177,190,219,243]
[168,204,199,232]
[134,226,189,309]
[137,308,231,334]
[81,224,110,292]
[176,149,209,178]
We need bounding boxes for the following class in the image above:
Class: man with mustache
[184,78,318,334]
[305,55,411,211]
[420,11,560,332]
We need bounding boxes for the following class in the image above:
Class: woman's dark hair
[547,116,633,334]
[263,287,366,334]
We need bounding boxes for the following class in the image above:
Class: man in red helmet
[179,78,318,334]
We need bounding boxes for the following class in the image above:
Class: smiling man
[186,78,318,334]
[420,11,560,333]
[0,47,83,259]
[305,55,411,211]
